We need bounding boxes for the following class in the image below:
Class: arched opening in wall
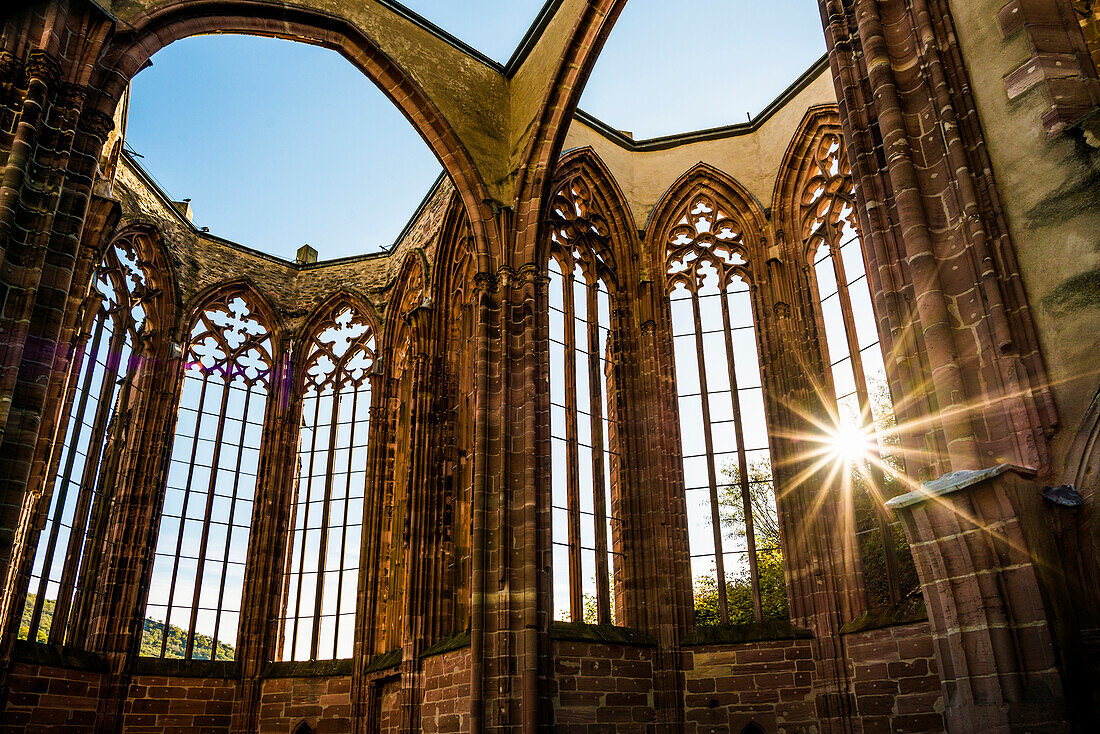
[800,131,919,608]
[663,187,788,627]
[547,176,626,625]
[279,300,376,662]
[141,287,274,660]
[122,34,444,259]
[17,234,162,646]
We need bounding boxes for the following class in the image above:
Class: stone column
[0,0,120,591]
[886,465,1069,733]
[234,338,301,732]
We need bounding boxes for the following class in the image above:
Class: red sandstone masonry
[121,675,235,734]
[682,639,817,734]
[257,675,352,733]
[551,640,656,734]
[1,663,103,734]
[845,622,945,734]
[419,648,472,734]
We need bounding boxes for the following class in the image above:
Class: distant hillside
[139,616,235,660]
[20,593,235,660]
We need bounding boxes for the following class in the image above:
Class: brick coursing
[120,676,234,733]
[1,663,103,733]
[257,675,352,733]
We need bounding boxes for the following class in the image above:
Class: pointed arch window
[801,132,918,607]
[142,289,273,660]
[547,176,624,625]
[20,238,152,645]
[280,302,375,661]
[665,189,786,626]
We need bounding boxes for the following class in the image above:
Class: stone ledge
[129,657,239,679]
[840,598,928,635]
[419,630,470,659]
[12,640,108,672]
[680,619,813,646]
[885,463,1036,511]
[260,658,354,678]
[363,648,402,674]
[549,621,657,647]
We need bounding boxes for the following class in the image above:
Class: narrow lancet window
[666,191,786,626]
[280,303,375,661]
[802,132,918,607]
[142,290,273,660]
[548,177,623,625]
[20,239,150,645]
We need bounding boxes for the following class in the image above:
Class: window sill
[839,598,927,635]
[12,639,107,672]
[362,647,402,674]
[261,658,354,678]
[420,630,470,660]
[549,621,657,647]
[130,657,239,678]
[681,620,813,646]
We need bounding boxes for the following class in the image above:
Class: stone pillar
[234,337,301,732]
[886,465,1069,733]
[0,0,120,593]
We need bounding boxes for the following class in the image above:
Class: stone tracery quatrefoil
[549,175,612,278]
[664,192,749,292]
[800,132,856,254]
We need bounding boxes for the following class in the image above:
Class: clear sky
[124,1,827,261]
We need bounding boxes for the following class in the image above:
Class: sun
[825,421,874,466]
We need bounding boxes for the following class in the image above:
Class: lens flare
[825,422,874,466]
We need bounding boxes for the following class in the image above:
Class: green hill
[20,593,235,660]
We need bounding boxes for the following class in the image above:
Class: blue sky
[125,1,826,261]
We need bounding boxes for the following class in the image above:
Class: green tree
[693,458,790,626]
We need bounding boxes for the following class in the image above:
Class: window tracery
[547,175,623,625]
[801,132,918,607]
[20,237,152,645]
[280,301,375,661]
[142,289,273,660]
[664,189,786,626]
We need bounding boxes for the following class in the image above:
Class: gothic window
[665,189,786,626]
[280,302,375,661]
[20,239,151,645]
[373,262,424,654]
[801,132,917,607]
[547,176,624,625]
[141,289,274,660]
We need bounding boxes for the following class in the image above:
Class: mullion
[51,319,127,643]
[829,230,901,604]
[690,288,730,625]
[209,380,256,659]
[27,314,105,639]
[311,380,342,661]
[67,332,139,642]
[161,371,212,659]
[559,267,584,622]
[585,280,611,625]
[185,377,234,659]
[292,387,325,659]
[333,381,362,659]
[721,286,763,622]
